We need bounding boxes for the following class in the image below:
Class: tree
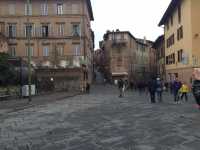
[0,52,16,86]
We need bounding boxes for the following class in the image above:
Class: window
[43,47,49,57]
[73,44,81,56]
[175,73,178,78]
[26,46,34,57]
[166,56,169,65]
[8,24,16,38]
[178,5,181,23]
[177,26,183,41]
[117,57,122,67]
[0,22,5,33]
[72,24,80,37]
[172,53,175,64]
[57,3,63,15]
[8,4,16,15]
[72,3,79,14]
[41,24,49,37]
[57,45,64,56]
[166,21,169,30]
[170,15,173,26]
[116,34,121,41]
[25,2,32,16]
[41,3,48,16]
[25,24,34,37]
[178,49,183,62]
[166,53,175,65]
[166,34,175,48]
[9,47,16,57]
[57,23,65,36]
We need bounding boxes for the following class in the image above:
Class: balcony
[22,55,86,69]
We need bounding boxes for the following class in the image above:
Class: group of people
[148,77,189,104]
[117,77,200,110]
[148,77,163,103]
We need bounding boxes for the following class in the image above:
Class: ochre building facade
[159,0,200,86]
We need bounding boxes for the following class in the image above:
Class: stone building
[153,35,165,80]
[135,39,154,81]
[147,41,157,79]
[100,30,154,83]
[0,0,94,91]
[159,0,200,85]
[100,30,136,82]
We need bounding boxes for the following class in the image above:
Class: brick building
[100,30,155,83]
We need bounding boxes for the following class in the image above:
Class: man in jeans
[173,77,182,104]
[192,80,200,110]
[118,79,124,98]
[148,78,157,103]
[156,78,163,102]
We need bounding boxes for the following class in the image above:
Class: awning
[112,72,128,76]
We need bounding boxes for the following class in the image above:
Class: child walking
[179,82,189,102]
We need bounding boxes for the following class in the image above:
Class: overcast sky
[90,0,171,49]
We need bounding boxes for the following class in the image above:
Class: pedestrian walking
[118,79,124,98]
[86,82,90,94]
[173,78,182,104]
[179,82,189,102]
[170,81,174,95]
[103,78,107,86]
[164,82,169,92]
[130,81,134,90]
[192,80,200,110]
[156,78,163,102]
[124,80,129,91]
[148,78,157,103]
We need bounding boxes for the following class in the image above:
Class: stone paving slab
[0,85,200,150]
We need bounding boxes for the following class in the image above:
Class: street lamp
[27,0,32,102]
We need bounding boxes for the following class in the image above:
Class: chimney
[143,36,147,44]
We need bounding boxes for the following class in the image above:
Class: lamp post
[27,0,32,102]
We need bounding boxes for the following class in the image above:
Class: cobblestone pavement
[0,85,200,150]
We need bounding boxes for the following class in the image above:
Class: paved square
[0,85,200,150]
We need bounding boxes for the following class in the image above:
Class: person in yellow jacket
[179,82,189,102]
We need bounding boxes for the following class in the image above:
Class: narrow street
[0,85,200,150]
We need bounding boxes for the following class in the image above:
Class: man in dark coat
[118,79,124,98]
[156,78,163,102]
[192,80,200,110]
[148,78,157,103]
[86,82,90,94]
[173,77,182,103]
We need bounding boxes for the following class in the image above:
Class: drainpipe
[27,0,32,102]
